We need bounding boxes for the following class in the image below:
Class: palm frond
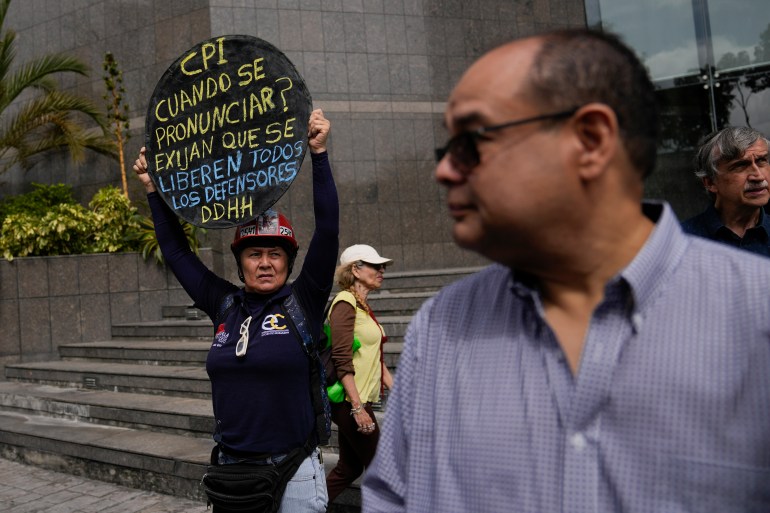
[0,29,16,82]
[0,0,10,31]
[0,90,106,140]
[0,0,110,175]
[0,54,89,109]
[0,90,115,171]
[0,121,116,172]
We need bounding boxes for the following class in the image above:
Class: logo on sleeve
[213,323,229,347]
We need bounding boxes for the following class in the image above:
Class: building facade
[4,0,767,273]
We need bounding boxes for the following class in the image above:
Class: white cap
[340,244,393,266]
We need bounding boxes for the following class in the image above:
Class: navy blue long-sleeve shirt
[149,151,339,455]
[681,204,770,257]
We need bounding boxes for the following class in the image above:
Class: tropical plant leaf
[124,210,205,265]
[0,183,208,261]
[0,0,112,174]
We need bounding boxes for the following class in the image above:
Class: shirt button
[570,433,587,451]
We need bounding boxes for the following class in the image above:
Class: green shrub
[88,186,142,253]
[0,183,203,263]
[0,183,77,222]
[1,203,94,258]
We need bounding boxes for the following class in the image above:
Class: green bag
[319,321,361,403]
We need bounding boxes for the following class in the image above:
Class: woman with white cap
[325,244,394,504]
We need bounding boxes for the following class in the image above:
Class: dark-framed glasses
[364,262,387,271]
[434,107,579,170]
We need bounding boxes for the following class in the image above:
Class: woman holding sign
[134,109,336,513]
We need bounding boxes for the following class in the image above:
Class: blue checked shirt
[363,202,770,513]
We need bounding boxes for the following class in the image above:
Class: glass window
[588,0,770,219]
[597,0,700,81]
[716,66,770,136]
[710,0,770,72]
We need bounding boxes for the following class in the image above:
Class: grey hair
[694,126,770,181]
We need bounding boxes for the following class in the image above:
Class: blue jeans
[279,448,327,513]
[217,447,327,513]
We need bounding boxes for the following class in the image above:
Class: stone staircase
[0,267,482,512]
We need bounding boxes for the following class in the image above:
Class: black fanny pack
[201,437,314,513]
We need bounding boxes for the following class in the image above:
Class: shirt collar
[510,201,688,317]
[755,207,770,236]
[704,203,770,239]
[619,201,688,315]
[701,203,728,237]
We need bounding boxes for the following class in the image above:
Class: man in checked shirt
[363,28,770,513]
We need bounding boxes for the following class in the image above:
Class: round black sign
[144,35,312,228]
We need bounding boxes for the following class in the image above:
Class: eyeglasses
[235,315,252,357]
[434,107,579,171]
[362,262,387,271]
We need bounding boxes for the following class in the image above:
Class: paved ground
[0,457,208,513]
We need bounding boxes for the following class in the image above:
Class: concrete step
[0,406,363,510]
[164,292,433,319]
[0,409,211,500]
[112,319,214,339]
[102,322,407,374]
[378,316,410,345]
[162,304,209,320]
[159,266,483,322]
[5,361,210,398]
[0,377,381,455]
[0,267,487,513]
[364,291,433,316]
[59,337,403,376]
[0,381,213,438]
[60,339,211,365]
[113,316,413,345]
[378,266,483,293]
